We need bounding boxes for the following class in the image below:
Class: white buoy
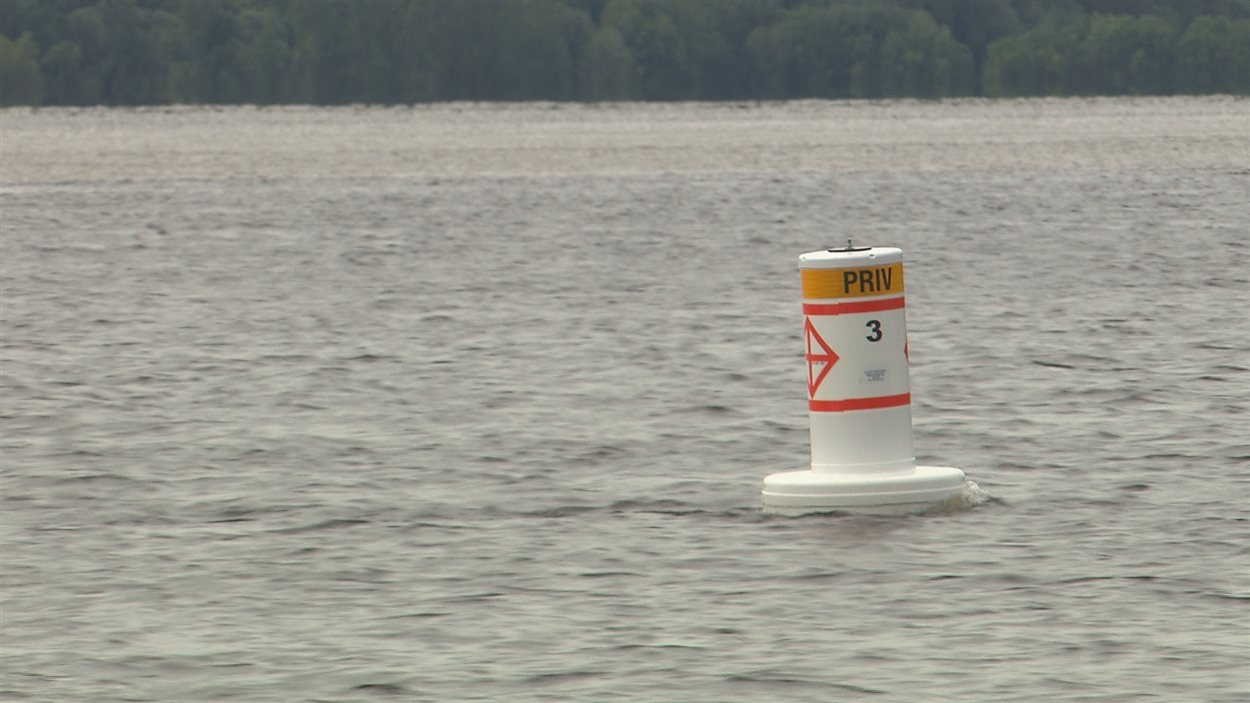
[762,245,966,515]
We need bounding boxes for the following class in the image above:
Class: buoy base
[761,465,966,516]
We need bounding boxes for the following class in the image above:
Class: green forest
[2,0,1249,106]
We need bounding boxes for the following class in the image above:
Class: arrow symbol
[804,316,839,397]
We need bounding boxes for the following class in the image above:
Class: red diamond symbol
[804,317,839,397]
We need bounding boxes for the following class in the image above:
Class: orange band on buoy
[801,263,904,299]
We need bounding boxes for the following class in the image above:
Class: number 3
[865,319,882,342]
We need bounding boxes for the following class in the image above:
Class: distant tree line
[2,0,1249,106]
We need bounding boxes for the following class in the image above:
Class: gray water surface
[2,98,1248,702]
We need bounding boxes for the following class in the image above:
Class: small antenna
[829,238,868,252]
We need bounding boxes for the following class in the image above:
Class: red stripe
[809,393,911,412]
[804,297,904,316]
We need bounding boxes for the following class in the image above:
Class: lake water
[1,97,1248,702]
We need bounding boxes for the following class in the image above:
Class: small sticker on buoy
[863,369,887,383]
